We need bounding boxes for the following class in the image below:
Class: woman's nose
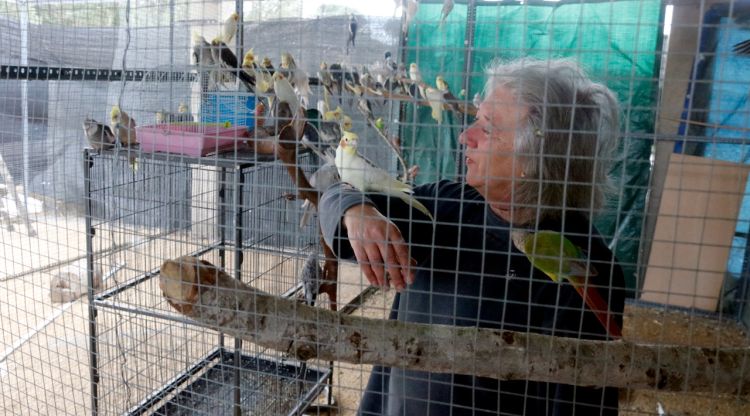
[459,125,476,146]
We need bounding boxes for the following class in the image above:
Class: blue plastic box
[201,93,255,128]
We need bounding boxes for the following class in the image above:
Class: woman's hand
[343,204,416,291]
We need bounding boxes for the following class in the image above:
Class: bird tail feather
[397,193,433,221]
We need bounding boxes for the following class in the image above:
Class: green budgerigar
[511,230,622,339]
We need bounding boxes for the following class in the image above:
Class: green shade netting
[402,0,662,290]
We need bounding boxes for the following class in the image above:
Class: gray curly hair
[483,58,621,221]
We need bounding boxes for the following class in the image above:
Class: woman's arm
[319,182,436,290]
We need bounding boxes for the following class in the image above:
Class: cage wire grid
[1,0,750,415]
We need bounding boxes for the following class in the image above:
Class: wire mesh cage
[3,0,750,415]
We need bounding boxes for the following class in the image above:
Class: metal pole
[218,167,227,351]
[19,1,31,225]
[233,167,245,416]
[84,150,100,416]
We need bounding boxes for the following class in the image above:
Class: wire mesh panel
[3,1,750,416]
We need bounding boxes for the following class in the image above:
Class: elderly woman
[320,59,625,415]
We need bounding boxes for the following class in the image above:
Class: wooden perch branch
[160,256,750,394]
[274,113,338,310]
[361,113,410,183]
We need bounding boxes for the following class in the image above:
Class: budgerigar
[335,131,433,220]
[511,230,622,338]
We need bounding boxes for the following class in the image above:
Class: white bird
[335,131,433,220]
[425,85,445,124]
[409,62,425,98]
[222,12,239,44]
[281,52,311,108]
[272,71,300,118]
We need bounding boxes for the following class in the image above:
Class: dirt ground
[2,221,750,415]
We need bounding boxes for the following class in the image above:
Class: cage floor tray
[140,349,330,416]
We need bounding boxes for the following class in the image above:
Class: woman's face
[459,86,528,209]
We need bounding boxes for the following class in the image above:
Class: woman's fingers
[350,241,379,286]
[389,235,415,285]
[363,242,387,287]
[343,204,416,290]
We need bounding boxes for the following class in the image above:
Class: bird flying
[511,230,622,339]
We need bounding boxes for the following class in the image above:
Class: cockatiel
[242,49,273,93]
[424,85,445,124]
[340,115,353,132]
[272,71,300,118]
[221,12,239,44]
[335,131,433,220]
[192,32,219,90]
[82,118,115,150]
[317,107,344,144]
[511,230,622,339]
[436,75,459,114]
[261,56,275,75]
[439,0,454,28]
[328,63,345,103]
[156,103,194,124]
[346,14,358,54]
[210,38,255,91]
[110,106,137,146]
[280,52,311,107]
[318,61,335,99]
[408,62,425,99]
[300,251,325,306]
[384,51,397,72]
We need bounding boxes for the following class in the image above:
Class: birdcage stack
[78,5,337,412]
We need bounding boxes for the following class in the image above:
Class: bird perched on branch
[335,131,433,220]
[511,230,622,339]
[222,12,239,44]
[346,14,358,54]
[280,52,311,107]
[192,33,219,90]
[408,62,425,99]
[436,75,459,114]
[300,251,325,306]
[242,49,273,93]
[425,84,445,124]
[82,118,115,150]
[210,37,255,91]
[317,106,345,144]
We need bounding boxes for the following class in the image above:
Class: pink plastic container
[137,124,249,156]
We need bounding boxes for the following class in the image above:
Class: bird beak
[339,138,346,148]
